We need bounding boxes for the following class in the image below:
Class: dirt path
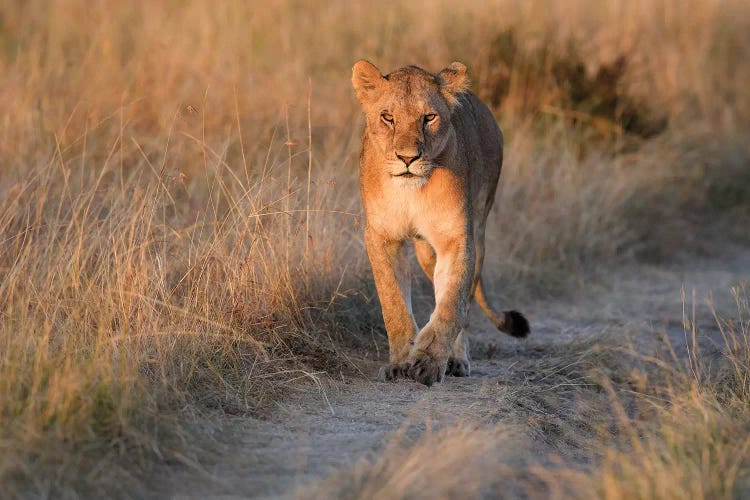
[155,247,749,499]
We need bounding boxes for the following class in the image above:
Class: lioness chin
[352,60,530,386]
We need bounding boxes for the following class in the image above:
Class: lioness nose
[396,153,421,166]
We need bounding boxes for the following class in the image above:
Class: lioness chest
[363,167,469,245]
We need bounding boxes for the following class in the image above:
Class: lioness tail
[474,276,530,338]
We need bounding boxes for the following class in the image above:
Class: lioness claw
[377,363,409,382]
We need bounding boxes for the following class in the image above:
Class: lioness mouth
[394,172,417,178]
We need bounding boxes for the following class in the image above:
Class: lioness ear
[438,61,470,107]
[352,60,385,105]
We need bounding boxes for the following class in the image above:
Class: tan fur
[352,60,528,386]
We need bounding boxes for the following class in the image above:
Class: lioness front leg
[365,228,418,381]
[408,236,474,386]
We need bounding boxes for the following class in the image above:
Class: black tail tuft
[503,310,530,338]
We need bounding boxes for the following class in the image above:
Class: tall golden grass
[0,0,748,495]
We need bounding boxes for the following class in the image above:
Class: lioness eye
[425,113,437,122]
[381,113,394,124]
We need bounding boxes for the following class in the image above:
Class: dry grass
[0,128,370,494]
[0,0,749,496]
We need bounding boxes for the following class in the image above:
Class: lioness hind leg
[447,330,471,377]
[414,238,436,282]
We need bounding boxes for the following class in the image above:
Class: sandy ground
[151,246,750,499]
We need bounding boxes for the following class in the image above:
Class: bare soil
[152,246,750,499]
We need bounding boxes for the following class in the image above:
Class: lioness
[352,60,529,386]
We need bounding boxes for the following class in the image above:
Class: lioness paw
[446,357,471,377]
[407,351,446,386]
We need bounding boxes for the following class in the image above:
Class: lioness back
[452,91,503,223]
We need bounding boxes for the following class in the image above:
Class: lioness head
[352,60,470,187]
